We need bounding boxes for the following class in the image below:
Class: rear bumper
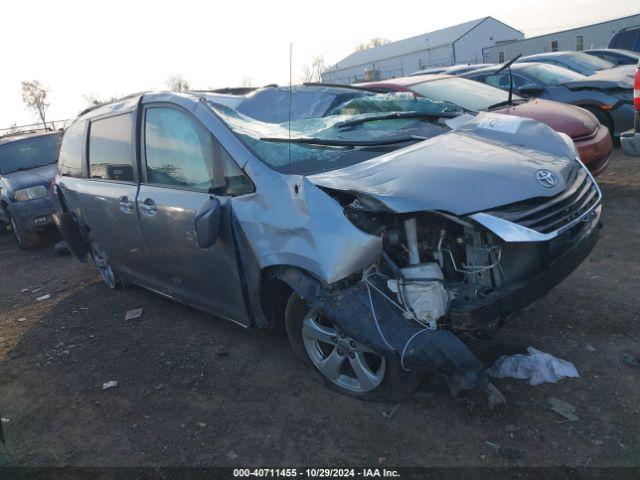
[621,128,640,157]
[574,124,612,176]
[450,206,600,331]
[8,194,59,233]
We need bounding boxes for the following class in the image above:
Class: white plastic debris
[1,417,10,424]
[102,380,118,390]
[487,347,579,385]
[35,294,51,302]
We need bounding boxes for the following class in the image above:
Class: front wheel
[8,213,40,249]
[284,293,419,401]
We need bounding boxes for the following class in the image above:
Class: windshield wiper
[486,98,526,110]
[333,110,459,130]
[259,136,424,147]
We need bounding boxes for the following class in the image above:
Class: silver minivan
[54,86,601,401]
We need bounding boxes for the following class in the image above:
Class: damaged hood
[563,66,634,90]
[309,113,580,216]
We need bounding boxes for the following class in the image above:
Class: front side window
[145,108,219,191]
[0,133,61,175]
[576,35,584,51]
[89,114,134,181]
[482,73,528,90]
[58,122,85,177]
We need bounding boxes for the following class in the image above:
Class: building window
[550,40,559,52]
[576,35,584,51]
[498,51,505,63]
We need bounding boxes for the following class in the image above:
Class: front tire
[8,213,40,249]
[284,293,419,401]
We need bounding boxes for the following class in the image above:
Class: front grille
[486,168,600,234]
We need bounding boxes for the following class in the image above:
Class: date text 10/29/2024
[233,469,401,478]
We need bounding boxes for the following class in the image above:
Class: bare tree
[82,93,119,108]
[301,55,326,83]
[166,74,190,92]
[21,80,50,128]
[355,37,390,52]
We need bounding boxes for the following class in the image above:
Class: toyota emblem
[536,170,558,188]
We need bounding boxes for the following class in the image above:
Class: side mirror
[516,84,544,97]
[195,197,222,249]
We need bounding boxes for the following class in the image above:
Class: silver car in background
[54,86,601,401]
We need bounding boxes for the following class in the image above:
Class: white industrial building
[483,13,640,63]
[321,17,523,84]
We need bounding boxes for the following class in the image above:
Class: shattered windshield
[206,88,462,175]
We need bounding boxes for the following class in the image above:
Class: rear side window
[89,114,134,181]
[58,123,84,177]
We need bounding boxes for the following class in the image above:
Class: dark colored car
[621,60,640,156]
[608,26,640,53]
[0,131,62,248]
[585,48,640,66]
[464,62,634,138]
[54,86,600,401]
[358,74,612,176]
[517,51,636,79]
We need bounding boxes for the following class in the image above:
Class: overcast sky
[1,0,637,128]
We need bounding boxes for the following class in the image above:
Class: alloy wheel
[301,309,386,393]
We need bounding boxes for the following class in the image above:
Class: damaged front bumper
[274,205,600,398]
[451,206,601,331]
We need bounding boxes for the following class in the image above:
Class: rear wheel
[284,293,419,401]
[90,242,118,289]
[8,212,40,249]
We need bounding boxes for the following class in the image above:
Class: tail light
[634,61,640,112]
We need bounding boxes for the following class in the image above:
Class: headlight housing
[14,185,47,202]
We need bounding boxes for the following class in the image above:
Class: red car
[358,75,612,176]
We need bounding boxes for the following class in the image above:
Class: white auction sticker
[477,114,522,134]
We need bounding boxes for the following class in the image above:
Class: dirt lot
[0,147,639,469]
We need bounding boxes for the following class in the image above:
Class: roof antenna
[495,54,521,105]
[288,43,293,177]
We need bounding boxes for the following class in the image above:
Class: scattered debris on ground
[487,347,579,385]
[382,404,401,419]
[548,397,579,422]
[35,294,51,302]
[124,307,143,321]
[102,381,118,390]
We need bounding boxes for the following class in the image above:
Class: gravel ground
[0,147,639,468]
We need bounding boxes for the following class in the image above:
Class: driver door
[136,104,250,325]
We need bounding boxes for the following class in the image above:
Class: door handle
[118,195,134,214]
[139,197,157,216]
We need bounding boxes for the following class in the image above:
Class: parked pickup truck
[621,60,640,156]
